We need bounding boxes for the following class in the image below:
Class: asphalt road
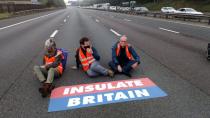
[0,7,210,118]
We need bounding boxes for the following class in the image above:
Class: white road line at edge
[110,29,122,36]
[159,27,180,34]
[124,19,131,21]
[96,19,99,22]
[0,11,59,31]
[50,30,59,38]
[142,16,210,29]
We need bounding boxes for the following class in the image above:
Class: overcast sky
[64,0,78,5]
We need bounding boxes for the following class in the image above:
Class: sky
[64,0,78,5]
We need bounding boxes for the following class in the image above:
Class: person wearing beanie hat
[33,38,64,98]
[109,35,140,77]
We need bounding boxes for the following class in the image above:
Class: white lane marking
[110,29,122,36]
[140,16,210,29]
[124,19,131,21]
[67,16,70,18]
[0,11,59,31]
[50,30,59,38]
[159,27,180,34]
[64,19,66,22]
[95,19,99,22]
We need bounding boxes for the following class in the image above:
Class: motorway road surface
[0,7,210,118]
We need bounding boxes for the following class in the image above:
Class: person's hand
[131,62,139,69]
[117,65,122,72]
[87,48,93,54]
[40,65,46,69]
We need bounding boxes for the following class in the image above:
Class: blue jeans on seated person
[86,61,108,77]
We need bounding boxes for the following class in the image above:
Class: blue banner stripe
[48,86,167,112]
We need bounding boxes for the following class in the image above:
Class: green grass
[0,12,11,19]
[144,1,210,12]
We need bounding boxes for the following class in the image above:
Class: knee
[131,62,139,69]
[48,68,56,72]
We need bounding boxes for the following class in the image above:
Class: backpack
[57,48,68,70]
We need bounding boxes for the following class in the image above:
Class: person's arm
[112,43,119,65]
[45,54,62,69]
[75,49,81,69]
[92,47,100,61]
[129,46,140,64]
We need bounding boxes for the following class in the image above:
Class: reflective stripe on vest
[79,48,95,71]
[116,43,134,60]
[44,50,64,74]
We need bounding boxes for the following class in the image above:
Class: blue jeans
[109,60,137,74]
[86,61,108,77]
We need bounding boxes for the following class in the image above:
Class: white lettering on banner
[127,91,135,98]
[124,81,134,87]
[85,85,94,92]
[67,89,151,108]
[63,80,144,95]
[133,80,144,86]
[116,82,128,88]
[107,83,116,89]
[135,89,150,97]
[63,88,70,95]
[97,94,103,103]
[104,93,114,101]
[67,98,80,107]
[95,84,106,90]
[70,86,84,94]
[115,92,128,100]
[83,96,95,105]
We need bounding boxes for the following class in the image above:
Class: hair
[45,38,56,48]
[80,37,90,45]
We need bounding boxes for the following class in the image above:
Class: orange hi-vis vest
[44,50,64,74]
[79,48,95,71]
[116,43,134,60]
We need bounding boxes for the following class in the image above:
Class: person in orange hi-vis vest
[72,37,114,78]
[33,38,64,98]
[109,35,140,77]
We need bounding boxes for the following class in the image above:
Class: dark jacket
[43,49,63,70]
[75,47,100,68]
[112,42,140,65]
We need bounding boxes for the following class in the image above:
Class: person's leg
[40,68,60,98]
[91,61,108,75]
[91,61,114,77]
[45,68,60,83]
[108,61,118,73]
[122,60,137,77]
[86,68,99,77]
[33,65,47,83]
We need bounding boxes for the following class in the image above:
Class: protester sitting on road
[34,38,64,97]
[73,37,114,78]
[109,35,140,77]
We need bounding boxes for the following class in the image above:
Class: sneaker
[107,69,114,78]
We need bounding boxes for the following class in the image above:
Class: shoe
[38,86,48,98]
[38,83,54,98]
[107,69,114,78]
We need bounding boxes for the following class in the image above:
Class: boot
[107,69,114,78]
[38,83,55,98]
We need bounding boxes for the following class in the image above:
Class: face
[82,41,91,49]
[119,39,127,47]
[46,46,55,54]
